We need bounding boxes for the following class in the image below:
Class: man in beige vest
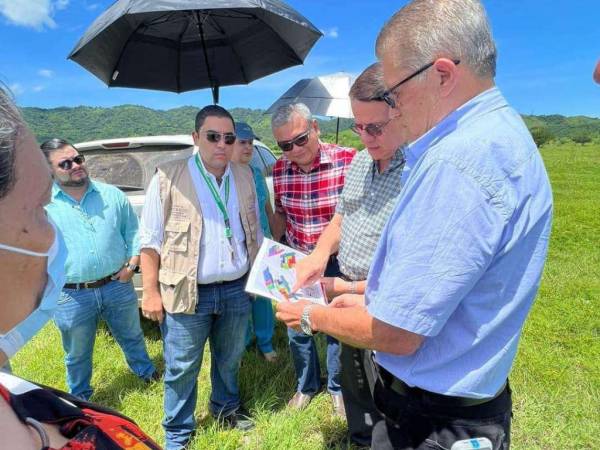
[139,105,262,449]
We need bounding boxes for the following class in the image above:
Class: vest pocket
[164,220,190,252]
[158,270,187,308]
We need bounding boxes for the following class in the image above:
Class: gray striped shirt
[337,148,405,280]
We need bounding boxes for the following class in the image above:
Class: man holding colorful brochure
[270,102,356,416]
[139,105,263,449]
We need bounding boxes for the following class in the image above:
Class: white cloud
[8,83,25,96]
[86,3,100,11]
[32,85,46,93]
[322,27,339,39]
[38,69,54,78]
[0,0,69,30]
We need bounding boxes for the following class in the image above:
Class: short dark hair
[349,62,386,102]
[194,105,234,132]
[40,138,74,160]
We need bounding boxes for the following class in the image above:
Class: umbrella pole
[196,12,219,104]
[335,117,340,144]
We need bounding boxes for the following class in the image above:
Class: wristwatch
[300,305,314,336]
[126,263,140,273]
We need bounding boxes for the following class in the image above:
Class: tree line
[21,105,599,153]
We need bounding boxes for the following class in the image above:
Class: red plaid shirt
[273,141,356,253]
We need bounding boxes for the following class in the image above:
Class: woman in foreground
[0,84,161,449]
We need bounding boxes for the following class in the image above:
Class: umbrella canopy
[68,0,322,103]
[267,72,354,142]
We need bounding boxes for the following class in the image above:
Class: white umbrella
[267,72,354,143]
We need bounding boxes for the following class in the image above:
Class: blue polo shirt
[46,180,140,283]
[366,87,553,398]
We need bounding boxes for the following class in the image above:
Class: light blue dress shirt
[46,180,140,283]
[366,87,553,399]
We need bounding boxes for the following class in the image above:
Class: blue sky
[0,0,598,117]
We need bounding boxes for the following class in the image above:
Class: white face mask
[0,220,67,358]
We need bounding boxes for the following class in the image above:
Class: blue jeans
[161,277,251,450]
[288,257,341,395]
[53,280,155,400]
[246,296,275,354]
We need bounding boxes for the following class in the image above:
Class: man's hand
[275,299,312,331]
[142,291,164,324]
[113,266,135,283]
[321,276,354,300]
[293,251,329,292]
[329,293,365,309]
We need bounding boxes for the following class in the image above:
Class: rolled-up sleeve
[367,160,505,337]
[139,174,164,254]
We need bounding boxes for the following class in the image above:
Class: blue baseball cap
[234,122,258,140]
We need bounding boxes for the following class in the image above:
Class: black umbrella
[68,0,322,103]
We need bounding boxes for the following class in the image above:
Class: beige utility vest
[157,158,260,314]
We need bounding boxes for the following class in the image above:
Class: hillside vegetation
[23,105,598,153]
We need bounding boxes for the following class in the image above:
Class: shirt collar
[52,180,97,201]
[192,153,231,180]
[288,141,331,173]
[404,86,507,170]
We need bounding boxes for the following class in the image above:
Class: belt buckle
[83,281,93,289]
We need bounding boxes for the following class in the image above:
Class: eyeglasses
[381,59,460,109]
[237,138,253,146]
[277,128,311,152]
[202,131,237,145]
[351,119,391,137]
[57,154,85,170]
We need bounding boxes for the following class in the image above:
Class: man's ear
[313,119,321,137]
[434,58,459,97]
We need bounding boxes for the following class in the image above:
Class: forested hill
[21,105,600,151]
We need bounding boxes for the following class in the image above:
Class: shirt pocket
[164,220,190,253]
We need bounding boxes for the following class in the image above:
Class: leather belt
[375,359,506,408]
[64,272,119,290]
[198,272,248,286]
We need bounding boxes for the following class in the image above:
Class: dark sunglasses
[351,119,391,137]
[58,154,85,170]
[203,131,237,145]
[277,128,311,152]
[382,59,461,109]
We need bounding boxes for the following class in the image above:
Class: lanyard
[195,154,232,240]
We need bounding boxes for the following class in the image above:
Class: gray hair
[349,62,386,102]
[271,103,312,130]
[0,85,24,200]
[376,0,497,79]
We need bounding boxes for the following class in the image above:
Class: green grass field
[12,142,599,449]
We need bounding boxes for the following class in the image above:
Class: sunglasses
[202,131,237,145]
[351,119,391,137]
[58,154,85,170]
[277,128,311,152]
[381,59,460,109]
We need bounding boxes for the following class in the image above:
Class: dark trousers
[370,367,512,450]
[340,344,382,446]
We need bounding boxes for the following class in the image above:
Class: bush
[530,126,554,147]
[571,132,592,145]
